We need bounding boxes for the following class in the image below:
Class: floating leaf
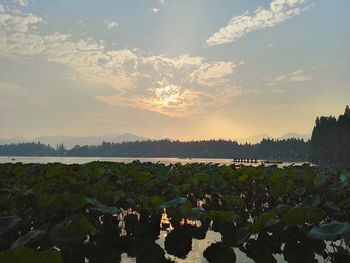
[136,242,169,263]
[307,221,350,241]
[203,242,236,263]
[0,216,21,237]
[265,219,281,228]
[38,193,86,212]
[10,230,47,250]
[244,239,276,263]
[160,197,192,222]
[250,210,277,232]
[314,172,328,187]
[188,207,206,220]
[160,197,188,209]
[0,248,62,263]
[207,211,236,225]
[164,227,192,258]
[86,198,119,214]
[283,207,326,227]
[302,195,321,207]
[222,195,245,208]
[208,176,228,192]
[49,214,96,249]
[139,195,165,211]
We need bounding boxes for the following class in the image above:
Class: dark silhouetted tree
[310,106,350,165]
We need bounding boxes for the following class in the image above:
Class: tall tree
[310,106,350,165]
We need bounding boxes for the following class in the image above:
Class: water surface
[0,156,305,167]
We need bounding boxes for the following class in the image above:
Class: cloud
[267,68,312,86]
[158,0,166,5]
[0,7,241,117]
[151,8,160,14]
[206,0,311,46]
[0,81,23,97]
[0,7,42,33]
[290,69,303,75]
[189,61,236,86]
[11,0,29,7]
[289,75,312,82]
[97,85,240,117]
[98,84,203,117]
[104,20,119,29]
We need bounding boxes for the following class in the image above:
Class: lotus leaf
[0,248,62,263]
[10,229,47,250]
[207,211,236,225]
[164,227,192,258]
[283,207,326,227]
[0,216,21,236]
[203,242,236,263]
[307,221,350,241]
[49,213,96,249]
[313,172,328,187]
[86,198,119,214]
[302,195,321,207]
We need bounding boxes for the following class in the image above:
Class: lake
[0,156,305,167]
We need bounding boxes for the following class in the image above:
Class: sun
[154,85,182,107]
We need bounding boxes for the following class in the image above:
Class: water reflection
[120,230,255,263]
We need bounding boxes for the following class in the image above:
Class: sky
[0,0,349,141]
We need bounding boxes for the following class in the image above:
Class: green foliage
[10,230,47,250]
[203,242,236,263]
[207,211,236,225]
[0,216,21,237]
[85,198,119,214]
[0,248,62,263]
[250,210,278,233]
[283,207,326,227]
[222,195,244,209]
[244,239,276,263]
[0,162,349,261]
[313,172,328,187]
[164,227,192,258]
[302,195,321,207]
[139,195,165,211]
[38,193,86,213]
[308,221,350,241]
[160,197,192,221]
[136,242,170,263]
[49,214,96,249]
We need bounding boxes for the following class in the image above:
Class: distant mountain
[238,132,310,144]
[278,132,310,142]
[0,137,27,145]
[0,133,148,149]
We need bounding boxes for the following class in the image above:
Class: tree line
[310,106,350,165]
[2,106,348,163]
[0,138,309,161]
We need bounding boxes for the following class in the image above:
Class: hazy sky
[0,0,349,140]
